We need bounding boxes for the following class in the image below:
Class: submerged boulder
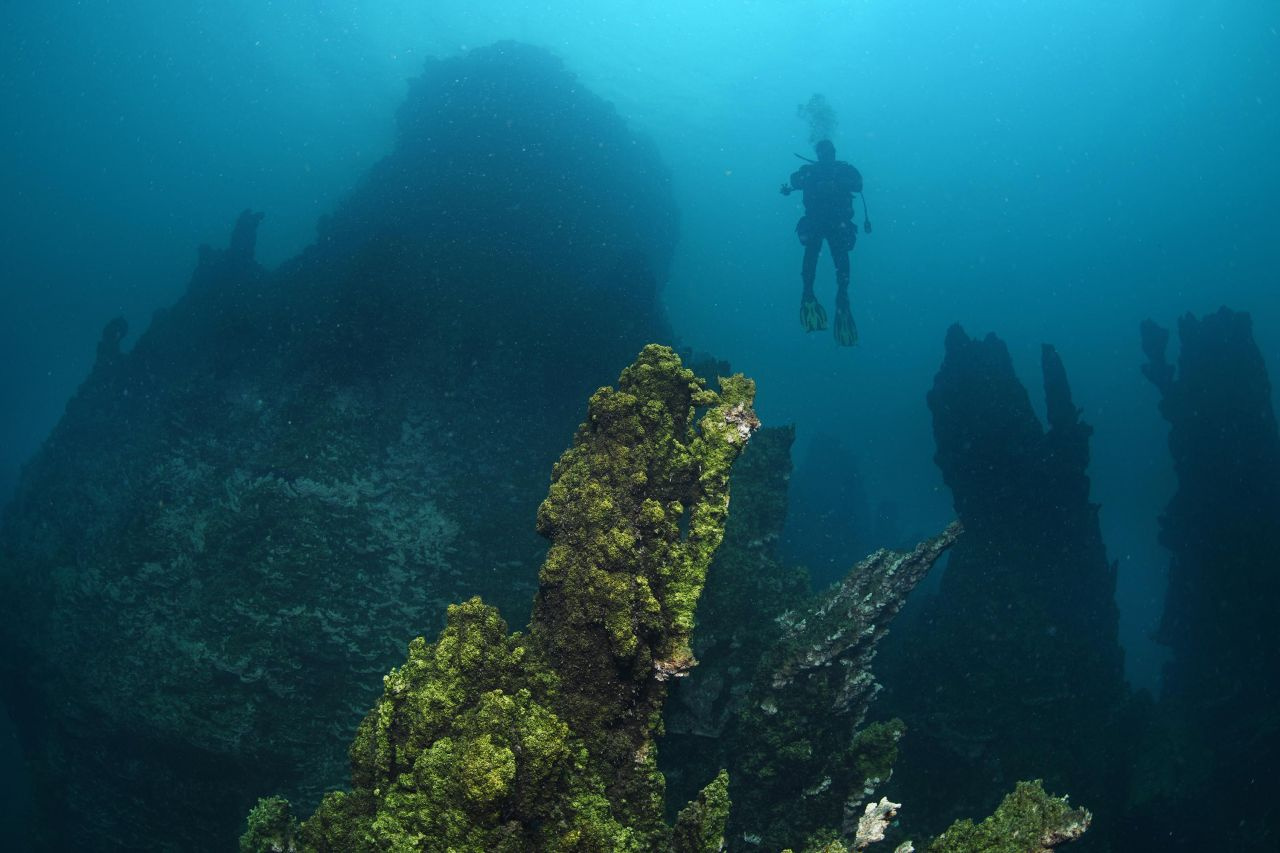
[0,41,676,850]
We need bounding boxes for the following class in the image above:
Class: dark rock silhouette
[0,41,676,851]
[875,325,1126,845]
[226,209,265,265]
[1126,307,1280,849]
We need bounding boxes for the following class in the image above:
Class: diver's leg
[833,248,851,299]
[799,243,827,331]
[801,243,821,297]
[832,246,857,346]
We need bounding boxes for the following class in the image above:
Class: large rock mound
[0,41,676,850]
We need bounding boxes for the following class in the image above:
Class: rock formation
[1128,308,1280,848]
[661,426,810,803]
[727,523,961,850]
[875,326,1126,844]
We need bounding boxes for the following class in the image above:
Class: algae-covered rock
[927,780,1090,853]
[673,770,732,853]
[661,419,963,850]
[241,344,757,852]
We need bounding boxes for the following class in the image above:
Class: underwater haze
[2,1,1278,850]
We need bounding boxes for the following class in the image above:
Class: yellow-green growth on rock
[529,343,758,843]
[672,770,731,853]
[928,780,1091,853]
[240,345,757,852]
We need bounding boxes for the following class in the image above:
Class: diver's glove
[834,294,858,346]
[800,293,827,332]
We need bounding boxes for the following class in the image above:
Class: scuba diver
[780,139,872,346]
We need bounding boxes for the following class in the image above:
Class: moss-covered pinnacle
[241,345,757,852]
[529,344,757,840]
[672,770,731,853]
[240,796,297,853]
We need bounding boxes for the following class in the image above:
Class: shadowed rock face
[0,41,676,851]
[725,522,961,851]
[1130,308,1280,849]
[875,325,1125,845]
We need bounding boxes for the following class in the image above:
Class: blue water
[2,0,1277,845]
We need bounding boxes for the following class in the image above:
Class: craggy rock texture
[728,524,961,850]
[876,326,1126,845]
[240,345,758,852]
[235,350,1082,853]
[527,346,759,844]
[236,349,1090,853]
[786,782,1089,853]
[1128,308,1280,849]
[0,42,676,850]
[790,782,1088,853]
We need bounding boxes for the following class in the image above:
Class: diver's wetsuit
[788,159,863,298]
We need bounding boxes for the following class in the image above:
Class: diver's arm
[781,167,807,196]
